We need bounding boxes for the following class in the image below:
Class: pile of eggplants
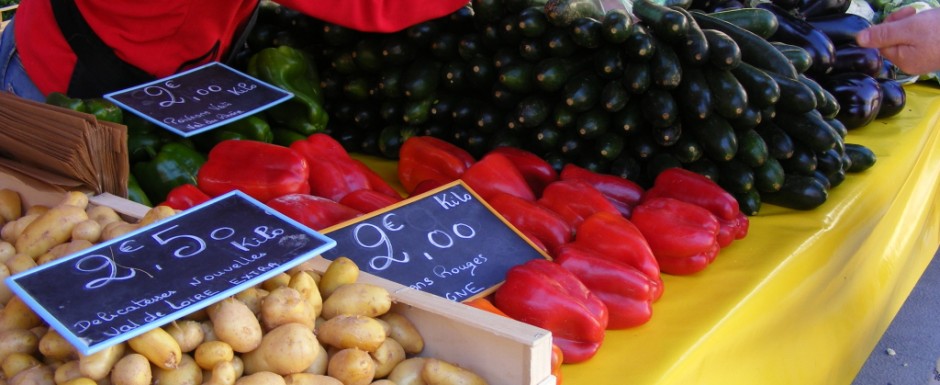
[693,0,907,130]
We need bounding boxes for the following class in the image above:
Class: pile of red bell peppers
[158,134,749,370]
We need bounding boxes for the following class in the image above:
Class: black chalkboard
[104,62,292,137]
[6,191,335,355]
[322,181,548,302]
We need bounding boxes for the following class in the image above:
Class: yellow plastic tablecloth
[560,84,940,384]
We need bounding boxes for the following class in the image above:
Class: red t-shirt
[15,0,468,96]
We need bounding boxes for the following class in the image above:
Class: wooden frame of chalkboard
[320,180,550,302]
[104,61,293,137]
[5,190,336,355]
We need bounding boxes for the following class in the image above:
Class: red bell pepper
[266,194,363,231]
[398,136,476,195]
[538,179,621,230]
[559,163,644,218]
[489,146,559,197]
[644,167,740,221]
[461,152,536,202]
[197,140,310,202]
[555,243,655,329]
[573,211,664,301]
[159,184,211,211]
[494,259,608,364]
[488,192,572,255]
[338,189,403,213]
[631,197,721,275]
[290,133,400,202]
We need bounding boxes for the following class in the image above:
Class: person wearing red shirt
[0,0,468,102]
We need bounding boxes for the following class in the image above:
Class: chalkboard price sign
[104,62,292,137]
[322,181,548,302]
[6,191,335,355]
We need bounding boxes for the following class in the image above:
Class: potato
[2,351,41,378]
[318,256,359,298]
[387,357,428,385]
[70,219,102,243]
[321,283,392,319]
[0,296,42,332]
[59,377,97,385]
[234,286,268,315]
[0,264,13,304]
[0,189,22,223]
[5,253,36,275]
[303,338,329,375]
[371,381,397,385]
[137,205,176,227]
[194,340,234,370]
[8,364,54,385]
[57,191,89,209]
[110,353,152,385]
[0,241,15,263]
[284,373,344,385]
[85,205,121,227]
[317,315,386,352]
[421,358,488,385]
[262,272,291,291]
[208,297,262,353]
[165,319,205,353]
[1,213,38,243]
[380,312,424,355]
[371,337,406,378]
[0,328,39,362]
[78,342,125,380]
[100,221,139,241]
[327,348,375,385]
[242,323,318,375]
[204,360,238,385]
[38,328,77,361]
[260,286,316,330]
[14,205,88,258]
[152,353,202,385]
[53,360,82,384]
[288,271,323,319]
[127,327,182,370]
[235,371,287,385]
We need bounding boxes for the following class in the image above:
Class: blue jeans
[0,19,45,102]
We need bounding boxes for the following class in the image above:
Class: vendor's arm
[856,7,940,75]
[274,0,469,32]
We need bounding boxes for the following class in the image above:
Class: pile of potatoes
[0,189,489,385]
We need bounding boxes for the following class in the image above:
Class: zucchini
[815,148,844,177]
[771,42,813,74]
[649,35,683,89]
[593,45,625,80]
[514,95,552,128]
[517,6,550,38]
[600,81,630,112]
[774,110,840,153]
[402,96,435,125]
[563,71,603,112]
[429,32,460,61]
[575,107,611,139]
[624,23,657,61]
[519,37,547,62]
[472,0,506,23]
[690,114,738,162]
[401,58,442,100]
[498,60,536,93]
[669,133,704,163]
[441,61,469,91]
[612,99,647,135]
[764,69,817,113]
[780,141,817,176]
[702,29,741,71]
[674,65,712,121]
[705,7,779,38]
[728,104,764,132]
[844,143,876,173]
[704,66,748,119]
[652,122,682,146]
[753,156,785,192]
[568,17,604,49]
[622,60,651,94]
[686,157,721,182]
[735,128,770,167]
[734,189,762,216]
[717,158,755,194]
[601,9,634,44]
[594,131,625,161]
[641,88,678,128]
[534,57,574,92]
[731,61,781,108]
[632,0,690,43]
[761,174,828,210]
[542,27,580,57]
[544,0,605,27]
[458,33,487,60]
[671,6,710,66]
[691,11,798,79]
[533,123,564,152]
[754,119,795,160]
[647,153,684,182]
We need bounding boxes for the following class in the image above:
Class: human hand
[856,7,940,75]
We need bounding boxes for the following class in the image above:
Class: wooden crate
[0,4,16,33]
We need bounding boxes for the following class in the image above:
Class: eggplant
[806,13,874,46]
[876,78,907,119]
[771,0,802,11]
[819,72,883,130]
[797,0,851,18]
[757,3,836,76]
[832,44,884,77]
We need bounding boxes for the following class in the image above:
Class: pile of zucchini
[254,0,887,214]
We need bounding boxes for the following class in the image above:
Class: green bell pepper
[271,127,308,147]
[84,98,124,124]
[132,142,206,204]
[45,92,87,113]
[126,172,153,207]
[191,115,274,152]
[247,45,328,136]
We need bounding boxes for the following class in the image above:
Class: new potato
[321,283,392,319]
[242,323,318,375]
[327,348,375,385]
[317,315,387,352]
[110,353,153,385]
[14,205,88,258]
[209,298,263,353]
[128,326,182,370]
[151,353,202,385]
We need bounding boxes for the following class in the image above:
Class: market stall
[559,83,940,384]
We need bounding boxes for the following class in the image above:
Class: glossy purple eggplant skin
[797,0,851,18]
[832,44,884,77]
[819,72,883,129]
[807,13,874,46]
[757,2,836,76]
[876,78,907,119]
